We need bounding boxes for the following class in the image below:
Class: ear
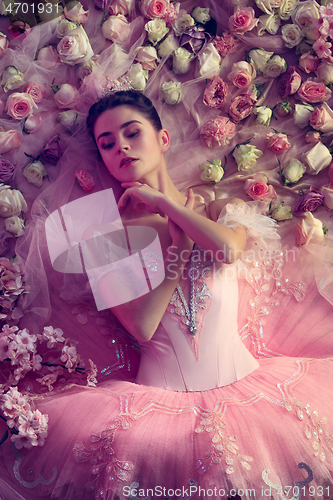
[159,129,170,152]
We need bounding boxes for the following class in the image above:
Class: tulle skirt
[1,356,333,500]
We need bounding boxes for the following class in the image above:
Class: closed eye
[101,142,115,150]
[127,130,139,138]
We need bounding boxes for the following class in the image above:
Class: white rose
[102,14,131,43]
[248,48,273,72]
[278,0,298,20]
[197,43,221,79]
[58,110,80,132]
[5,215,25,237]
[292,0,320,28]
[281,23,303,48]
[262,55,287,77]
[145,19,169,45]
[135,46,158,71]
[161,81,182,105]
[270,204,293,221]
[294,103,314,128]
[64,1,88,23]
[255,0,285,13]
[57,25,94,65]
[302,141,332,175]
[126,63,148,91]
[192,7,210,24]
[109,0,134,16]
[53,83,79,109]
[1,66,24,93]
[0,184,28,217]
[23,160,48,187]
[172,14,195,36]
[316,60,333,85]
[282,158,306,184]
[322,184,333,210]
[253,106,272,126]
[157,34,179,58]
[233,144,263,171]
[56,18,77,38]
[296,212,325,246]
[23,115,43,134]
[199,159,224,183]
[258,14,281,35]
[172,47,192,74]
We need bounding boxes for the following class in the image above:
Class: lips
[120,157,138,168]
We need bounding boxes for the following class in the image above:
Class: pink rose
[41,135,63,164]
[244,174,277,201]
[102,15,131,43]
[64,2,88,24]
[305,130,321,143]
[53,83,80,109]
[297,79,331,103]
[228,7,258,35]
[298,52,319,74]
[140,0,169,19]
[278,66,302,99]
[0,159,16,182]
[203,76,228,109]
[0,130,21,155]
[309,102,333,133]
[267,132,291,153]
[8,21,31,38]
[0,33,8,56]
[228,93,256,123]
[6,93,37,120]
[36,45,60,69]
[212,33,240,58]
[294,186,324,216]
[21,82,45,104]
[75,170,95,192]
[23,115,43,134]
[200,116,236,147]
[228,61,255,89]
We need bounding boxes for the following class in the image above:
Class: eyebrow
[96,120,142,142]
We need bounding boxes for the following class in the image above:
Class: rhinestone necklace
[176,249,197,335]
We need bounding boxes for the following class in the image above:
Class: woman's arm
[119,186,247,264]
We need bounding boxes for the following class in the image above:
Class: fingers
[185,188,195,211]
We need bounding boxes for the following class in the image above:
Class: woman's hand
[118,182,166,214]
[168,188,195,246]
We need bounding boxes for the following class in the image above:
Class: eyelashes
[100,130,139,150]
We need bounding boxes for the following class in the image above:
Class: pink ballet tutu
[1,356,333,500]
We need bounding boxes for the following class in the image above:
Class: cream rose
[56,19,77,38]
[126,63,148,91]
[233,144,263,171]
[1,66,25,93]
[302,141,332,174]
[0,130,21,154]
[192,7,210,24]
[278,0,298,20]
[161,81,182,105]
[57,26,93,65]
[281,23,303,48]
[316,60,333,85]
[292,0,320,28]
[157,34,179,58]
[253,106,272,126]
[197,43,221,79]
[5,216,25,237]
[172,47,192,74]
[64,1,88,24]
[23,115,43,134]
[58,110,80,132]
[23,160,48,187]
[294,103,314,128]
[255,0,283,14]
[109,0,135,16]
[262,55,287,77]
[145,19,169,45]
[258,14,280,36]
[270,204,293,221]
[0,32,8,56]
[199,159,224,183]
[0,184,28,218]
[102,15,131,43]
[248,48,273,72]
[172,14,195,36]
[282,158,306,184]
[295,212,325,246]
[321,184,333,210]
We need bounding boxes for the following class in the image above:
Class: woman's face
[93,105,169,183]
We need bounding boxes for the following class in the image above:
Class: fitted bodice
[135,251,259,392]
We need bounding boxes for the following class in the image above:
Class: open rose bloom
[6,93,37,120]
[228,7,258,34]
[244,173,277,201]
[200,116,236,147]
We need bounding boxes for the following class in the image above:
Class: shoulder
[209,197,246,222]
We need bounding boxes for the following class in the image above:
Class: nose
[117,143,129,154]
